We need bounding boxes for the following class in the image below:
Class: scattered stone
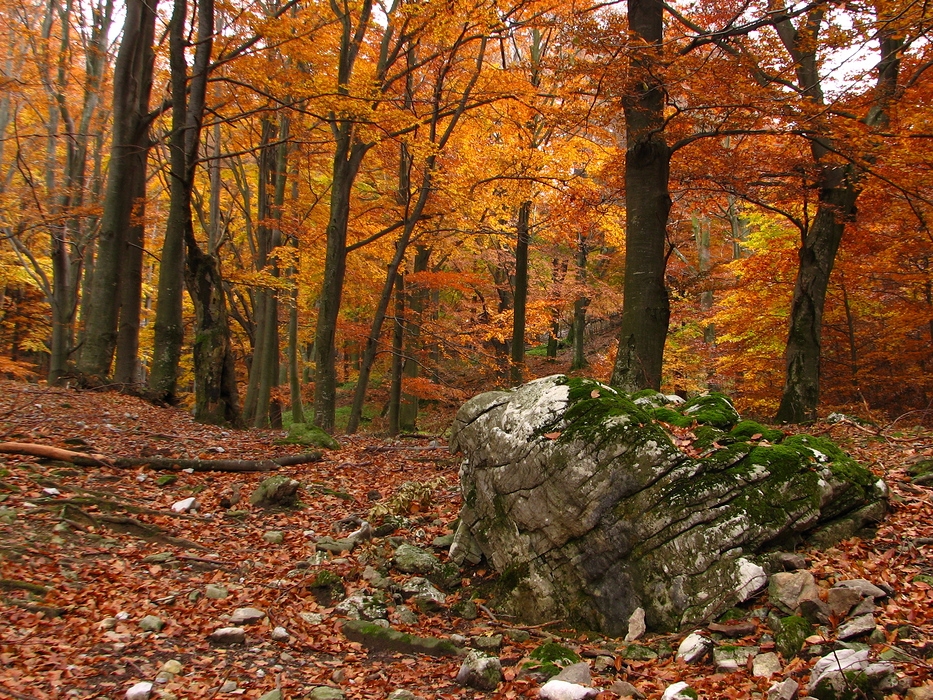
[456,650,503,691]
[125,682,153,700]
[505,628,531,643]
[773,615,812,658]
[387,691,424,700]
[753,652,782,678]
[832,579,887,600]
[677,632,713,664]
[851,597,877,616]
[767,678,799,700]
[171,497,197,513]
[393,543,439,574]
[305,687,344,700]
[393,605,419,626]
[271,626,289,642]
[399,577,446,606]
[330,668,346,684]
[808,649,900,699]
[361,566,391,589]
[827,586,862,617]
[158,659,183,679]
[552,662,592,686]
[138,615,164,632]
[473,635,503,651]
[432,533,455,549]
[314,536,357,554]
[280,423,339,449]
[625,608,646,642]
[262,530,285,544]
[205,584,228,600]
[257,691,281,700]
[799,598,831,625]
[907,688,933,700]
[450,601,479,619]
[661,682,698,700]
[769,552,808,571]
[230,607,266,625]
[538,679,599,700]
[300,611,325,626]
[769,571,820,615]
[335,594,388,621]
[610,680,645,698]
[250,475,301,508]
[308,570,346,606]
[209,626,246,645]
[342,619,462,657]
[713,645,758,672]
[219,680,237,693]
[837,614,877,640]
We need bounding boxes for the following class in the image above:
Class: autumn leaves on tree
[0,0,931,428]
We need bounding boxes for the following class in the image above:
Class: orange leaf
[543,432,561,440]
[590,389,600,398]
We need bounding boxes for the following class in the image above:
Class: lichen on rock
[449,375,887,634]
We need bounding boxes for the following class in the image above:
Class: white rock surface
[538,679,600,700]
[677,632,713,664]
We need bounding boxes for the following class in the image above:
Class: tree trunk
[387,272,405,436]
[510,200,531,385]
[610,0,671,392]
[571,234,589,370]
[77,0,156,380]
[398,244,430,432]
[114,178,145,383]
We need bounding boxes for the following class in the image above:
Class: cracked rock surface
[449,375,887,634]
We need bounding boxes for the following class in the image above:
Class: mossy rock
[774,615,812,658]
[680,393,741,430]
[250,475,302,508]
[650,406,694,428]
[730,420,784,443]
[278,423,340,449]
[907,459,933,478]
[341,619,462,657]
[155,474,178,487]
[523,641,582,678]
[309,569,346,606]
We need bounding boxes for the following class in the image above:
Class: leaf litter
[0,380,931,699]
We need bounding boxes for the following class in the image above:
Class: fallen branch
[0,578,50,595]
[0,441,323,472]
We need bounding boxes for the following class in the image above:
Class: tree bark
[510,200,531,385]
[610,0,671,392]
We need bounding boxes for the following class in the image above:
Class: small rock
[393,543,439,574]
[257,691,282,700]
[610,680,645,698]
[250,475,301,508]
[538,679,599,700]
[399,577,446,605]
[171,497,197,513]
[209,626,246,645]
[139,615,164,632]
[125,682,153,700]
[300,612,325,626]
[753,652,782,678]
[262,530,285,544]
[205,584,228,600]
[394,605,419,626]
[827,586,862,617]
[100,617,118,630]
[799,598,831,625]
[305,688,345,700]
[837,614,876,640]
[330,668,346,683]
[387,692,423,700]
[552,661,592,686]
[676,632,712,664]
[473,635,503,651]
[713,645,758,672]
[271,626,289,642]
[769,571,820,615]
[661,682,697,700]
[230,607,266,625]
[832,579,887,600]
[770,552,808,571]
[455,650,503,691]
[907,688,933,700]
[219,680,237,693]
[625,607,646,642]
[767,678,799,700]
[809,649,898,698]
[160,660,183,675]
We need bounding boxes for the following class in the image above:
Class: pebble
[230,607,266,625]
[271,626,290,642]
[125,682,153,700]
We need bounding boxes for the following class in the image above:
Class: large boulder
[449,375,886,634]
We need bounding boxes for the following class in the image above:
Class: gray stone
[610,680,645,698]
[271,626,289,642]
[455,651,502,691]
[907,688,933,700]
[219,681,238,693]
[398,577,446,605]
[257,691,282,700]
[205,584,228,600]
[249,475,301,507]
[342,619,462,657]
[677,632,713,664]
[713,645,758,671]
[808,649,898,699]
[335,594,388,621]
[552,661,592,686]
[827,586,862,617]
[305,688,345,700]
[799,597,831,625]
[769,571,820,615]
[300,612,325,626]
[449,375,886,633]
[393,605,419,626]
[625,607,646,642]
[767,678,799,700]
[538,679,599,700]
[138,615,164,632]
[281,423,338,449]
[125,682,153,700]
[387,691,424,700]
[832,579,887,600]
[661,682,698,700]
[473,635,503,651]
[263,530,285,544]
[770,552,808,571]
[393,543,439,574]
[837,614,876,640]
[209,626,246,645]
[230,607,266,625]
[753,652,782,678]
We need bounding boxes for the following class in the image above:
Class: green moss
[774,615,812,658]
[907,459,933,477]
[277,423,340,449]
[730,420,784,443]
[692,425,731,451]
[496,562,530,594]
[718,607,747,622]
[650,406,694,428]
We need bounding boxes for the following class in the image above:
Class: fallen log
[0,442,323,472]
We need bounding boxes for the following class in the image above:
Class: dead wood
[0,441,324,472]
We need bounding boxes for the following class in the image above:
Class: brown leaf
[543,432,561,440]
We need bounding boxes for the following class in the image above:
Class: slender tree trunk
[114,178,145,383]
[77,0,156,380]
[387,272,405,436]
[398,244,430,431]
[510,200,531,385]
[610,0,671,392]
[571,234,589,370]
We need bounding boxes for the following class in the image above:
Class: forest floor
[0,379,932,700]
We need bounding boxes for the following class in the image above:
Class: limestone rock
[449,375,886,633]
[205,584,228,600]
[281,423,339,449]
[808,649,899,699]
[538,679,599,700]
[753,652,782,678]
[230,607,266,625]
[342,619,462,657]
[262,530,285,544]
[250,475,301,507]
[661,682,698,700]
[625,607,647,642]
[455,651,502,691]
[832,579,887,600]
[837,614,876,640]
[271,626,289,642]
[393,543,439,574]
[677,632,713,664]
[126,682,153,700]
[552,662,592,686]
[305,687,345,700]
[138,615,164,632]
[610,680,645,698]
[398,577,446,606]
[768,678,799,700]
[769,571,820,615]
[713,645,758,672]
[335,594,388,621]
[209,626,246,645]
